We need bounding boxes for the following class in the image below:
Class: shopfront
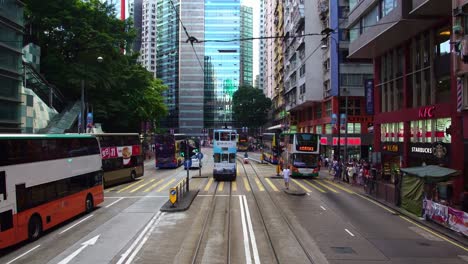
[408,142,450,167]
[320,134,373,161]
[381,142,403,183]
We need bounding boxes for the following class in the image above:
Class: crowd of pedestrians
[323,157,373,187]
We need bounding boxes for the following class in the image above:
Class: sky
[242,0,260,80]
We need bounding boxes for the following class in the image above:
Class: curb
[284,189,306,196]
[160,190,199,212]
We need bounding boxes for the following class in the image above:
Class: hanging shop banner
[365,79,374,115]
[448,207,468,236]
[423,199,449,226]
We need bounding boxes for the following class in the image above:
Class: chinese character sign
[365,79,374,115]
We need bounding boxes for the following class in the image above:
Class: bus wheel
[130,171,137,181]
[28,214,42,241]
[85,194,94,213]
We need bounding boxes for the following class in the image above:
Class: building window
[325,100,332,116]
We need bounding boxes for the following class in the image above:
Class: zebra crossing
[105,174,356,196]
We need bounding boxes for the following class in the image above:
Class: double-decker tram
[237,132,249,152]
[0,134,104,248]
[262,132,282,164]
[154,133,186,168]
[282,133,320,177]
[93,133,144,187]
[213,129,237,181]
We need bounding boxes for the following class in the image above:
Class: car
[190,155,202,169]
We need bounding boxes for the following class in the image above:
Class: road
[1,148,467,264]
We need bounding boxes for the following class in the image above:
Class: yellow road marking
[130,179,155,193]
[117,179,145,193]
[265,178,279,192]
[324,180,355,194]
[355,193,396,214]
[232,181,237,192]
[255,177,265,191]
[156,178,176,192]
[314,180,338,193]
[243,177,251,192]
[291,179,312,193]
[143,179,164,192]
[204,178,214,192]
[219,181,224,192]
[399,215,468,252]
[303,180,326,193]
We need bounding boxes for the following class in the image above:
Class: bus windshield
[296,133,318,147]
[292,153,318,168]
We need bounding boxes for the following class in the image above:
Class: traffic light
[369,145,373,152]
[180,141,186,158]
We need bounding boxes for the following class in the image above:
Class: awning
[400,165,459,182]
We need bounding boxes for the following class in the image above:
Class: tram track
[191,180,233,264]
[237,157,315,264]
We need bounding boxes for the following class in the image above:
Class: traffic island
[284,188,306,196]
[160,190,199,212]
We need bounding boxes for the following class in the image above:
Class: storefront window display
[410,118,451,143]
[316,125,323,134]
[381,122,404,142]
[325,124,332,134]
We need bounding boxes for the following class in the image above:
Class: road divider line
[239,196,252,264]
[204,178,214,192]
[59,215,93,234]
[117,180,145,193]
[243,177,251,192]
[314,180,338,193]
[105,197,124,208]
[130,179,155,193]
[6,244,40,264]
[265,178,279,192]
[399,215,468,252]
[345,229,355,237]
[232,181,237,192]
[242,195,261,264]
[320,206,326,211]
[355,193,395,214]
[156,178,176,192]
[324,180,355,194]
[143,179,164,192]
[254,177,265,191]
[302,180,325,193]
[219,181,224,192]
[289,179,310,193]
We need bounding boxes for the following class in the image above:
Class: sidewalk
[318,169,468,247]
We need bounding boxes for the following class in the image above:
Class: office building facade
[240,5,253,87]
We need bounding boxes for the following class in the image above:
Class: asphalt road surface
[1,148,467,264]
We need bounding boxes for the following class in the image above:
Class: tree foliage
[232,86,271,129]
[23,0,167,132]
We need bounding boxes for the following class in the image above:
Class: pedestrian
[282,164,291,190]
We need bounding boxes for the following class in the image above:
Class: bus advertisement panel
[213,129,237,181]
[262,132,282,164]
[95,133,144,187]
[282,133,320,177]
[0,134,103,248]
[237,132,249,152]
[154,134,186,168]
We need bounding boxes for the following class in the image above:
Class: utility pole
[186,139,189,192]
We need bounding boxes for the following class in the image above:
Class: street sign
[169,188,177,205]
[184,159,192,169]
[197,152,204,160]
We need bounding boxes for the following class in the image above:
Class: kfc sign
[418,106,435,118]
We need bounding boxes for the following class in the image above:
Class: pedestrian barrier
[169,178,188,207]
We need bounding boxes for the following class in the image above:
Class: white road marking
[320,206,326,211]
[59,215,93,234]
[58,235,100,264]
[345,229,355,237]
[239,196,252,264]
[105,197,124,208]
[105,196,167,198]
[198,194,243,197]
[6,245,40,264]
[124,213,164,264]
[116,212,163,264]
[243,195,261,264]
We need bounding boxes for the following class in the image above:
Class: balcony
[410,0,451,17]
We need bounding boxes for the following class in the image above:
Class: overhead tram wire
[168,0,204,73]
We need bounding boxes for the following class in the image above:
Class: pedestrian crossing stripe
[243,177,251,192]
[156,178,176,192]
[232,181,237,192]
[254,177,265,191]
[130,179,155,193]
[314,180,338,193]
[144,179,164,192]
[117,179,145,193]
[291,179,312,193]
[324,180,355,194]
[204,178,214,192]
[302,180,325,193]
[264,178,279,192]
[219,181,224,192]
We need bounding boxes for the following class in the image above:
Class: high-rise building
[273,0,285,125]
[129,0,143,52]
[258,0,265,92]
[140,0,158,77]
[316,0,373,160]
[0,0,24,133]
[263,0,275,101]
[240,5,253,87]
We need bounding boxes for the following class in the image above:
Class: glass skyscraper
[240,5,253,87]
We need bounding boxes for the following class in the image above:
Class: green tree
[232,85,271,129]
[23,0,167,132]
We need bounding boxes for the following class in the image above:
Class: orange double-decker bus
[0,134,103,248]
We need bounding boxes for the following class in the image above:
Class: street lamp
[80,56,104,133]
[321,30,348,162]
